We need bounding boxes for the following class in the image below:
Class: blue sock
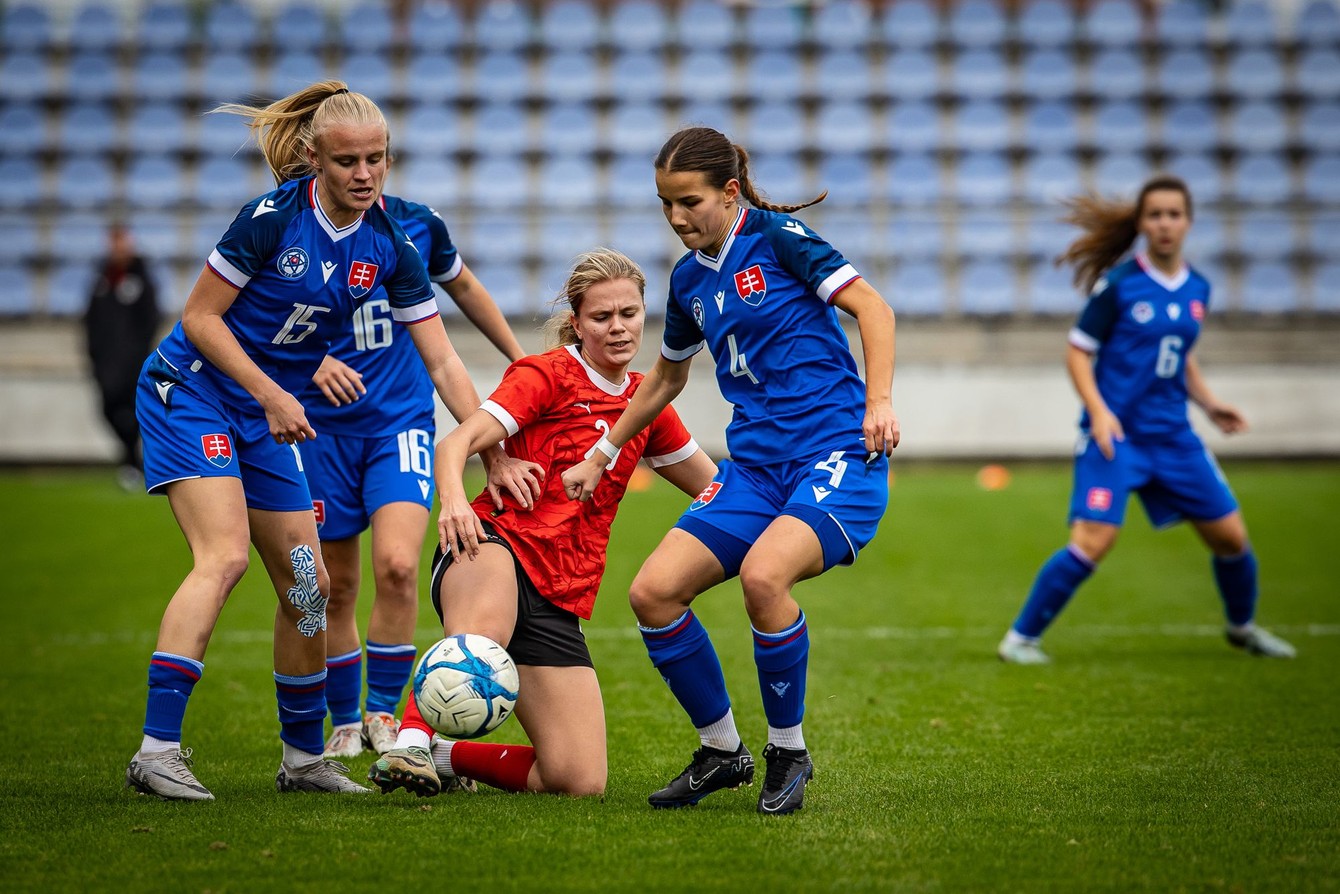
[1013,545,1095,638]
[753,611,808,729]
[325,647,362,726]
[143,652,204,741]
[365,640,416,715]
[640,610,732,728]
[1214,549,1258,627]
[275,670,326,755]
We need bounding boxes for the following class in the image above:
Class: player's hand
[262,390,317,444]
[1091,409,1125,460]
[483,453,545,511]
[1206,402,1248,435]
[312,355,366,407]
[863,401,900,457]
[561,456,606,502]
[439,490,488,563]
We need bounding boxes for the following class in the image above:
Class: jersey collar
[309,179,364,242]
[1136,252,1189,292]
[693,206,748,272]
[565,345,631,396]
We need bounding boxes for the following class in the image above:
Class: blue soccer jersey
[1068,254,1212,441]
[153,176,436,414]
[302,194,462,436]
[661,206,868,463]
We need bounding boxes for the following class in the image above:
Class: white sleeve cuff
[391,297,441,324]
[817,264,860,303]
[206,249,249,289]
[661,340,705,362]
[1068,327,1100,353]
[480,399,519,437]
[430,255,464,283]
[643,438,699,469]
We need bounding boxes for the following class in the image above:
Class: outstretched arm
[833,279,899,456]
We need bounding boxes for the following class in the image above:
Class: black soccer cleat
[756,743,814,816]
[648,743,755,808]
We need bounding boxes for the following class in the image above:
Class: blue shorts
[299,425,436,541]
[674,447,889,578]
[1069,431,1238,529]
[136,352,311,512]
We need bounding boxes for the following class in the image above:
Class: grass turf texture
[0,462,1335,893]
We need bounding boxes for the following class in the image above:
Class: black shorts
[428,520,593,669]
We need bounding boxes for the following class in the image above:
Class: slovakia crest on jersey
[348,261,379,299]
[1190,300,1205,321]
[277,247,309,279]
[733,265,767,307]
[201,433,233,468]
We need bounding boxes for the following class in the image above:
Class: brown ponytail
[655,126,827,214]
[1056,175,1194,294]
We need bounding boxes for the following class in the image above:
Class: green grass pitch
[1,462,1335,892]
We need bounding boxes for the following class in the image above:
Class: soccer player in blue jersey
[303,194,525,760]
[997,176,1295,665]
[124,81,536,801]
[563,126,899,815]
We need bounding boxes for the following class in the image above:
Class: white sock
[698,709,742,752]
[283,742,323,769]
[396,727,432,751]
[769,724,806,751]
[140,734,178,755]
[430,737,457,776]
[1004,629,1039,646]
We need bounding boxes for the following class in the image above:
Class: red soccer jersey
[470,345,698,619]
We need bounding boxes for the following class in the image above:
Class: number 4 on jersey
[812,450,848,502]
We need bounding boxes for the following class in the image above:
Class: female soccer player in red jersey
[369,248,717,797]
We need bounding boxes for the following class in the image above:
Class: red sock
[400,691,435,738]
[449,741,537,793]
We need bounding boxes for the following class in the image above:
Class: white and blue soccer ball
[412,634,519,739]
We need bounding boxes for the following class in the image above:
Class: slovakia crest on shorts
[312,500,326,528]
[1086,487,1112,512]
[348,261,379,299]
[733,265,767,307]
[201,433,233,468]
[690,481,722,511]
[1190,300,1205,321]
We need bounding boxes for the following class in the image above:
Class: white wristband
[594,435,619,461]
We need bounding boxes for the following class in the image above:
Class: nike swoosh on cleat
[147,769,208,793]
[687,766,719,790]
[759,776,806,813]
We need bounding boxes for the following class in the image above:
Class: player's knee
[1070,526,1118,564]
[628,569,681,622]
[738,558,790,609]
[373,553,419,603]
[538,760,606,798]
[201,548,250,593]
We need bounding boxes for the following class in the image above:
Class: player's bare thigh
[629,528,727,627]
[514,663,606,797]
[1191,510,1249,557]
[436,542,520,647]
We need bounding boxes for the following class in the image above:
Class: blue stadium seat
[194,109,256,158]
[954,152,1014,206]
[953,100,1011,153]
[467,156,530,209]
[404,53,462,105]
[468,50,533,104]
[1313,261,1340,311]
[199,50,262,105]
[1018,101,1080,154]
[816,153,875,207]
[1,4,50,50]
[1028,260,1082,314]
[65,51,122,103]
[1080,0,1143,48]
[947,0,1007,49]
[125,156,185,210]
[1090,100,1153,153]
[1090,153,1146,195]
[193,155,262,210]
[0,264,37,315]
[1222,102,1288,154]
[407,2,465,53]
[1086,49,1147,101]
[129,51,191,103]
[880,0,941,49]
[885,102,945,153]
[0,104,47,155]
[339,53,398,105]
[59,103,119,155]
[459,209,523,266]
[738,101,806,155]
[1302,154,1340,203]
[814,101,878,155]
[678,99,733,133]
[1160,100,1218,153]
[888,154,943,205]
[54,157,116,210]
[605,153,654,204]
[203,2,259,52]
[608,50,669,104]
[137,2,194,50]
[606,104,669,156]
[1020,152,1082,204]
[606,211,668,266]
[1152,49,1215,102]
[1239,262,1299,312]
[0,220,39,264]
[124,103,191,156]
[1304,213,1340,260]
[265,51,328,97]
[1165,151,1223,204]
[1154,0,1209,48]
[537,212,601,265]
[1222,49,1286,101]
[469,102,531,157]
[1298,102,1340,152]
[740,5,807,50]
[1016,49,1080,102]
[815,49,873,103]
[1227,153,1294,204]
[809,213,877,272]
[269,3,332,53]
[539,50,602,104]
[1221,1,1278,49]
[608,0,670,53]
[889,259,948,315]
[53,212,109,261]
[472,2,532,52]
[948,48,1009,101]
[813,1,875,51]
[1022,214,1075,260]
[339,3,397,53]
[66,3,123,51]
[671,0,734,50]
[1014,0,1077,49]
[738,49,805,104]
[1295,0,1340,49]
[387,156,463,208]
[674,48,734,103]
[1294,48,1340,101]
[539,102,597,157]
[956,210,1016,258]
[1233,214,1296,262]
[466,263,531,317]
[129,213,184,263]
[959,259,1019,315]
[888,213,944,260]
[879,49,940,102]
[49,262,100,316]
[1182,214,1224,264]
[748,153,811,205]
[401,103,465,157]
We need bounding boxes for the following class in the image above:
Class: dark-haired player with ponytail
[998,176,1295,665]
[563,126,899,815]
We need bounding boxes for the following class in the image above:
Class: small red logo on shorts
[312,500,325,527]
[201,433,233,468]
[691,481,722,510]
[1086,487,1113,512]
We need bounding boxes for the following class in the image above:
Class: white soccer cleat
[1226,625,1297,658]
[323,724,364,759]
[997,634,1052,665]
[125,747,214,801]
[276,759,370,794]
[362,712,400,755]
